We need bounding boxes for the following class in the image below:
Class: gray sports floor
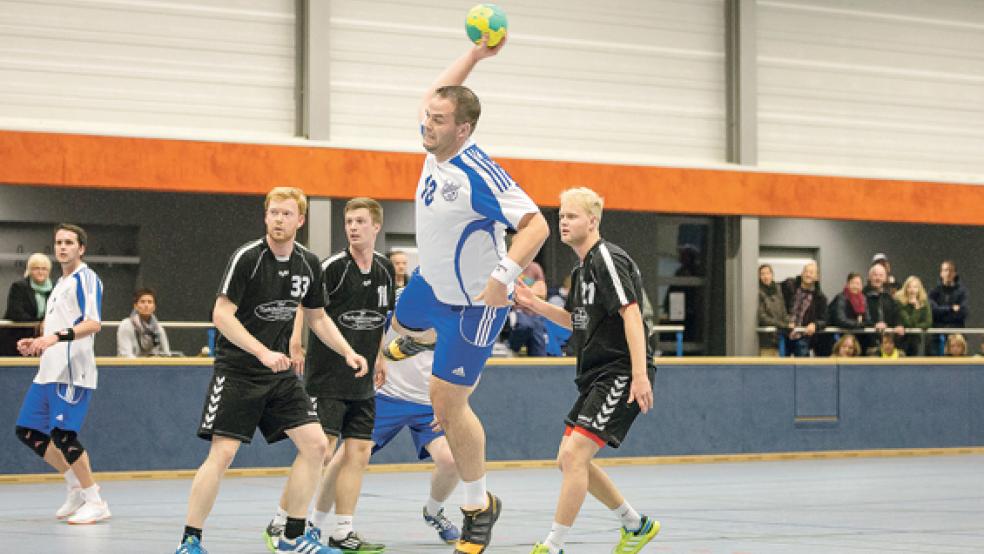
[1,455,982,553]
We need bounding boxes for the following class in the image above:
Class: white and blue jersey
[35,263,103,389]
[415,140,539,306]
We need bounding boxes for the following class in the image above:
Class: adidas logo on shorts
[452,367,466,377]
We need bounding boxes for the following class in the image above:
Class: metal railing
[651,324,686,357]
[757,326,984,356]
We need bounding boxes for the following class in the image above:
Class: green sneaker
[530,543,562,553]
[262,519,283,553]
[612,515,660,554]
[328,531,385,553]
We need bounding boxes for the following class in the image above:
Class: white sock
[332,514,353,540]
[424,497,444,516]
[311,510,330,530]
[462,475,487,510]
[272,506,288,527]
[613,501,642,531]
[544,522,570,553]
[81,484,102,504]
[63,468,81,489]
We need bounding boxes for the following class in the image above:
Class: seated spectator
[1,253,53,356]
[863,263,903,353]
[547,274,571,307]
[894,276,932,356]
[832,333,862,357]
[507,260,548,356]
[929,260,968,356]
[117,288,171,357]
[757,264,790,356]
[878,332,903,359]
[870,253,899,295]
[944,333,967,357]
[781,261,827,357]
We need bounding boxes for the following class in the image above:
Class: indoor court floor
[1,454,982,553]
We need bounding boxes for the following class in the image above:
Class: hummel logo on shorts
[452,367,466,377]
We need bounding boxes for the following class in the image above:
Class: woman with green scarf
[2,253,53,356]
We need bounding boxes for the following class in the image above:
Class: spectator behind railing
[944,333,967,357]
[863,263,903,354]
[826,272,870,356]
[929,260,968,356]
[757,264,790,356]
[781,261,827,357]
[870,253,899,295]
[832,333,862,357]
[878,332,904,359]
[1,253,53,356]
[117,288,171,358]
[894,276,932,356]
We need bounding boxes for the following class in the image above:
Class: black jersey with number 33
[565,239,655,389]
[305,249,395,400]
[214,238,326,377]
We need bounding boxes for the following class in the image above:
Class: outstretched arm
[419,34,508,120]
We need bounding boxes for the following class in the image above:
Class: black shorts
[565,370,653,449]
[312,396,375,441]
[197,370,318,444]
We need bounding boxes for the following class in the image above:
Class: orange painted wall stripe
[1,130,981,225]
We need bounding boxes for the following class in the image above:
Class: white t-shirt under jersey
[35,263,103,389]
[415,140,539,306]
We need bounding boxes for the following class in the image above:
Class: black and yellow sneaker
[382,336,435,362]
[454,492,502,554]
[328,531,385,553]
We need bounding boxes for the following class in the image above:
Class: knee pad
[50,428,85,465]
[15,426,50,458]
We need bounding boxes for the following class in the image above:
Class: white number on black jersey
[291,275,311,298]
[581,281,596,305]
[377,285,388,308]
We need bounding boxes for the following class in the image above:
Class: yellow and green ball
[465,3,508,47]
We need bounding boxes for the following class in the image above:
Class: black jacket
[929,277,968,327]
[863,284,898,327]
[828,292,871,330]
[1,278,50,356]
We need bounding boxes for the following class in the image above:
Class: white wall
[757,0,984,183]
[0,0,297,140]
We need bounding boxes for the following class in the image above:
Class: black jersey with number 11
[565,239,655,389]
[305,249,395,400]
[214,238,326,377]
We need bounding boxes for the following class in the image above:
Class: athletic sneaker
[176,536,208,554]
[530,543,562,554]
[382,336,434,361]
[454,492,501,554]
[612,515,660,554]
[66,500,111,524]
[328,530,385,553]
[263,518,285,553]
[55,487,84,519]
[423,506,461,544]
[277,527,342,553]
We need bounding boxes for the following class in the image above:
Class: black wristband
[56,328,76,342]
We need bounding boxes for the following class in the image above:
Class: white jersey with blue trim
[34,263,103,389]
[415,140,539,306]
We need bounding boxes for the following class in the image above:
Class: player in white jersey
[14,224,110,525]
[390,33,550,554]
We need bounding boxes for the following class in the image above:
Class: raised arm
[419,34,508,121]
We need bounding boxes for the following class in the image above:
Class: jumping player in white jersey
[14,224,109,525]
[176,187,367,554]
[390,33,550,554]
[515,188,659,554]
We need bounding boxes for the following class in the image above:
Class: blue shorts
[372,393,443,460]
[393,270,509,386]
[16,383,93,434]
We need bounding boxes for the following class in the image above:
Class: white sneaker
[56,488,85,519]
[67,500,111,524]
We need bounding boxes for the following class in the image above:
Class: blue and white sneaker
[176,535,208,554]
[423,507,461,544]
[277,526,343,553]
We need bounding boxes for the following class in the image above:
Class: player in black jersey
[264,198,394,553]
[515,188,660,554]
[176,187,367,554]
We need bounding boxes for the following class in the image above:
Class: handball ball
[466,4,508,47]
